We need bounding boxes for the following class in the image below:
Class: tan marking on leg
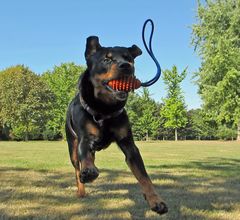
[81,151,95,169]
[75,167,85,197]
[72,139,78,164]
[128,162,165,208]
[80,151,99,183]
[71,139,85,197]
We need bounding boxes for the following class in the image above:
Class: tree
[217,124,237,140]
[160,66,188,141]
[192,0,240,140]
[0,65,55,140]
[136,88,161,140]
[180,110,198,140]
[42,63,85,139]
[126,88,161,140]
[187,109,218,140]
[125,92,142,140]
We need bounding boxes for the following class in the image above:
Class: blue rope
[141,19,162,87]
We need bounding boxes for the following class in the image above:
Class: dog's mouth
[103,75,142,101]
[104,85,128,101]
[103,77,130,101]
[102,75,141,101]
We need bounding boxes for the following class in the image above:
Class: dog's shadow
[1,157,240,219]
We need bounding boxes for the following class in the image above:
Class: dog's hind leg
[75,162,86,197]
[66,125,85,197]
[72,139,86,197]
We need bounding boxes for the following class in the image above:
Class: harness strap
[79,93,124,126]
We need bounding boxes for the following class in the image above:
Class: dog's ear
[128,45,142,58]
[85,36,101,60]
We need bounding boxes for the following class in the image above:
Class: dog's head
[85,36,142,103]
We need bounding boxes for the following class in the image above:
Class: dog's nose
[119,62,131,70]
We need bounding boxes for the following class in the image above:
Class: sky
[0,0,202,109]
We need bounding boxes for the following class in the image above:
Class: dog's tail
[66,103,78,139]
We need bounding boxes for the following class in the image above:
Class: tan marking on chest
[112,126,128,140]
[86,122,100,136]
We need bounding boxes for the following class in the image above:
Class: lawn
[0,141,240,220]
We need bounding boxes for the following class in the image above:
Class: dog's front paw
[80,167,99,183]
[145,193,168,215]
[151,202,168,215]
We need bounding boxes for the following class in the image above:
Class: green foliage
[192,0,240,139]
[42,63,85,139]
[0,65,55,140]
[160,66,188,140]
[187,109,218,140]
[217,125,237,140]
[125,92,141,139]
[126,88,161,140]
[161,98,187,128]
[136,89,161,140]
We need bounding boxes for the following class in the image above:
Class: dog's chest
[89,128,113,151]
[87,120,128,151]
[90,137,113,151]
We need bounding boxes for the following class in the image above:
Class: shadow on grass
[0,157,240,219]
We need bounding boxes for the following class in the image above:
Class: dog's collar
[79,93,124,125]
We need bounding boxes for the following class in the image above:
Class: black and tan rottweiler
[65,36,168,215]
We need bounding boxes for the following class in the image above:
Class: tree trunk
[25,133,29,141]
[175,128,178,141]
[237,120,240,141]
[25,124,29,142]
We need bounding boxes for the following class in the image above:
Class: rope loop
[141,19,161,87]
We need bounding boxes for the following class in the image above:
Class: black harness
[79,93,124,126]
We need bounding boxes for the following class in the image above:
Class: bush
[217,125,237,140]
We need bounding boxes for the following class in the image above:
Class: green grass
[0,141,240,219]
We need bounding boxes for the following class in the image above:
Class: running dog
[65,36,168,215]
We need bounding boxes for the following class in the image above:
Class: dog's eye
[103,58,112,64]
[123,54,132,62]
